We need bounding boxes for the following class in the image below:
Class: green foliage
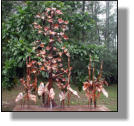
[102,50,117,84]
[2,2,40,89]
[2,1,117,89]
[66,43,106,89]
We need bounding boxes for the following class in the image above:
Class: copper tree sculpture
[32,8,75,107]
[57,56,80,108]
[15,57,37,107]
[83,56,109,108]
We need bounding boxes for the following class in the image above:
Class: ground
[13,105,110,111]
[2,84,117,111]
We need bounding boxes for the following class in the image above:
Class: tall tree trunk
[105,1,110,50]
[91,1,94,41]
[82,1,85,43]
[82,1,85,12]
[94,2,101,43]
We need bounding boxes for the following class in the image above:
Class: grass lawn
[2,84,117,111]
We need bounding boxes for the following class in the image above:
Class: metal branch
[88,55,91,82]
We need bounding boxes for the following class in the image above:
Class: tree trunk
[94,2,101,43]
[91,1,94,41]
[43,19,57,108]
[82,1,85,43]
[105,1,110,50]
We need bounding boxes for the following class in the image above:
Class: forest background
[2,1,117,90]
